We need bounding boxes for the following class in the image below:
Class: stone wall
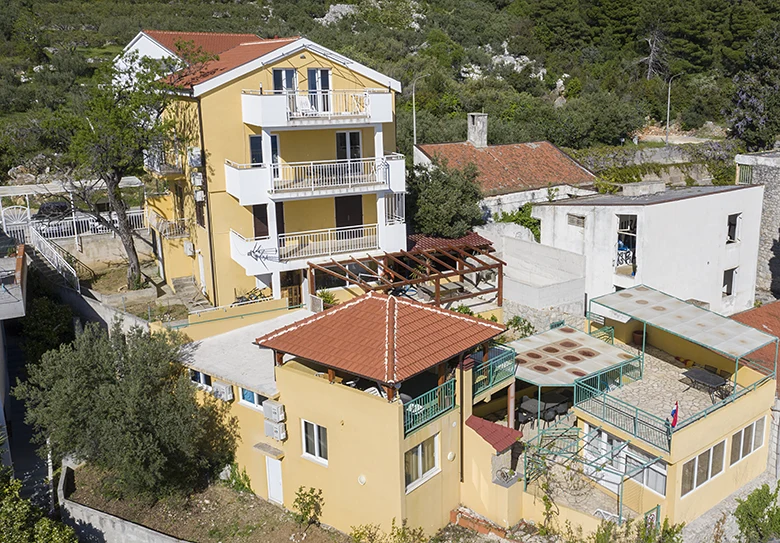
[56,231,154,272]
[503,298,585,334]
[751,164,780,297]
[58,462,189,543]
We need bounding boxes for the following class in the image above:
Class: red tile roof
[731,302,780,394]
[143,30,262,56]
[143,31,299,88]
[407,232,493,252]
[256,292,505,384]
[465,416,522,452]
[416,141,595,196]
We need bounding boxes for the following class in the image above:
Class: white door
[266,457,283,504]
[197,252,206,294]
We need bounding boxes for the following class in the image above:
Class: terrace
[575,285,778,453]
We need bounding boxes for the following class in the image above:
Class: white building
[531,182,764,316]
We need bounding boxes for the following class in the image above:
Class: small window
[738,165,754,185]
[681,440,726,497]
[723,268,737,297]
[302,420,328,464]
[727,213,740,244]
[404,434,439,492]
[195,201,206,228]
[731,417,765,466]
[240,388,267,408]
[567,214,585,228]
[189,369,212,388]
[249,135,263,165]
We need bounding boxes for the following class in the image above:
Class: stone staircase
[171,276,210,312]
[27,249,71,289]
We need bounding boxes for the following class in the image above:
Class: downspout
[774,339,780,479]
[196,97,219,306]
[459,352,464,483]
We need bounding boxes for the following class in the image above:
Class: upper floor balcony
[225,154,405,205]
[148,210,189,240]
[242,89,394,128]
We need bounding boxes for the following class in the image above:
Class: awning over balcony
[590,285,777,361]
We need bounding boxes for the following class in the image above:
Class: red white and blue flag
[670,401,679,428]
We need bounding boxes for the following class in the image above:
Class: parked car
[32,201,71,221]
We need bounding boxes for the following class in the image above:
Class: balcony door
[335,195,363,228]
[273,69,296,93]
[307,68,331,112]
[252,204,269,239]
[336,131,362,161]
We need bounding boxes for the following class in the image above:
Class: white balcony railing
[148,210,189,239]
[278,224,378,260]
[272,157,387,193]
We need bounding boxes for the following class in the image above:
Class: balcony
[242,89,394,128]
[143,148,183,176]
[230,223,379,273]
[148,210,189,240]
[472,345,517,396]
[225,155,405,206]
[404,379,457,436]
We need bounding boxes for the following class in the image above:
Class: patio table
[682,367,727,403]
[541,392,568,406]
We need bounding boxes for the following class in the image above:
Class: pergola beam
[443,244,486,271]
[365,253,407,282]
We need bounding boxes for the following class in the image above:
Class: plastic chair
[541,409,557,428]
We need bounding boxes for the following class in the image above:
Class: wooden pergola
[307,243,505,307]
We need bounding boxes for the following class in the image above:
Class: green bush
[734,483,780,543]
[494,203,540,242]
[292,486,324,526]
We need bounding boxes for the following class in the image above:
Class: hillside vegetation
[2,0,780,178]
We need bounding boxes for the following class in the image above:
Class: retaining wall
[56,231,154,271]
[56,286,149,334]
[58,462,189,543]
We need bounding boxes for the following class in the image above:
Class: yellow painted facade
[144,40,400,307]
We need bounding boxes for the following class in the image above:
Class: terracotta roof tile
[731,302,780,395]
[256,292,505,384]
[407,232,493,252]
[465,416,522,452]
[416,141,595,196]
[143,30,263,56]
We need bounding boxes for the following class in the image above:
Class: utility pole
[412,74,429,147]
[666,73,684,146]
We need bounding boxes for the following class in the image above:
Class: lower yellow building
[183,285,777,538]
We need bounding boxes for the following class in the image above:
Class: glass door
[307,68,331,113]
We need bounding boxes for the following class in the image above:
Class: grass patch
[123,302,189,322]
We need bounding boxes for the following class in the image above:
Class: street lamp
[666,72,684,146]
[412,73,430,147]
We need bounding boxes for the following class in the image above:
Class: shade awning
[590,285,777,360]
[0,177,143,198]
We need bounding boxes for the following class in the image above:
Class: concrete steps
[171,276,210,312]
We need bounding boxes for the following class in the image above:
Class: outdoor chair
[295,95,317,116]
[541,409,557,428]
[554,402,569,417]
[516,409,534,431]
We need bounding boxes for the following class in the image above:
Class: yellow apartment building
[182,285,777,538]
[121,31,406,307]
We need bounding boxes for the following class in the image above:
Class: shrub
[507,315,536,339]
[350,519,426,543]
[316,289,339,306]
[292,486,324,526]
[494,203,540,242]
[224,462,252,493]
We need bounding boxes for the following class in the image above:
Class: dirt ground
[68,464,350,543]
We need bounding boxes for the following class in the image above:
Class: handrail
[46,238,96,281]
[404,379,456,436]
[229,228,271,243]
[473,345,516,395]
[278,224,378,260]
[278,223,378,238]
[575,355,642,393]
[28,227,80,292]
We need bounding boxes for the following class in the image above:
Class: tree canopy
[14,322,238,498]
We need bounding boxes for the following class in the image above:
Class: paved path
[6,331,50,508]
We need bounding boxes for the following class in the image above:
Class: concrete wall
[59,463,189,543]
[56,231,154,271]
[534,185,764,315]
[56,286,150,334]
[481,185,596,218]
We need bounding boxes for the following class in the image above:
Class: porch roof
[591,285,777,360]
[0,177,142,198]
[255,291,504,384]
[510,327,636,387]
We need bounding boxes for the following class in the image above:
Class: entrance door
[335,195,363,228]
[253,204,269,239]
[197,252,206,293]
[307,68,331,112]
[266,457,283,504]
[153,230,165,281]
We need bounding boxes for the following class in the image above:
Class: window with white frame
[404,434,439,491]
[385,193,406,225]
[240,388,267,408]
[727,213,741,244]
[625,447,667,496]
[730,416,765,466]
[681,440,726,497]
[723,267,737,297]
[189,369,212,388]
[302,420,328,464]
[567,214,585,228]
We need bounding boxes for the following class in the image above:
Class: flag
[670,401,679,428]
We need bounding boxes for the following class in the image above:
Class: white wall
[533,186,764,315]
[481,185,596,218]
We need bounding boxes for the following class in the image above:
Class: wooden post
[438,363,446,386]
[274,351,284,367]
[328,368,335,383]
[435,277,441,306]
[482,342,489,360]
[507,378,516,429]
[497,263,503,307]
[385,386,396,401]
[308,268,316,301]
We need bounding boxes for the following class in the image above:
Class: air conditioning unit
[190,172,203,187]
[264,420,287,441]
[263,399,286,423]
[183,241,195,256]
[194,190,205,202]
[188,147,202,168]
[212,381,234,402]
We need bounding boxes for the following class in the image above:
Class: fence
[284,89,370,118]
[28,227,80,292]
[4,209,147,244]
[404,379,456,436]
[472,345,517,396]
[272,157,388,192]
[385,192,406,225]
[278,224,378,260]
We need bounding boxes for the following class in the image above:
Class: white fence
[4,209,147,244]
[285,90,369,119]
[385,192,406,225]
[278,224,378,260]
[147,210,188,239]
[28,227,80,292]
[272,157,388,193]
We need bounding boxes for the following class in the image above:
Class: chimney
[467,113,488,148]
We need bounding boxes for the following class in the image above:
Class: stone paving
[609,345,718,422]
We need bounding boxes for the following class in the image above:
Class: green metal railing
[577,355,642,393]
[404,379,456,436]
[472,345,517,396]
[589,325,615,345]
[575,381,671,452]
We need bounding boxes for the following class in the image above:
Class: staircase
[171,276,210,311]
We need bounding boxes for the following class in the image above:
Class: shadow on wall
[769,238,780,298]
